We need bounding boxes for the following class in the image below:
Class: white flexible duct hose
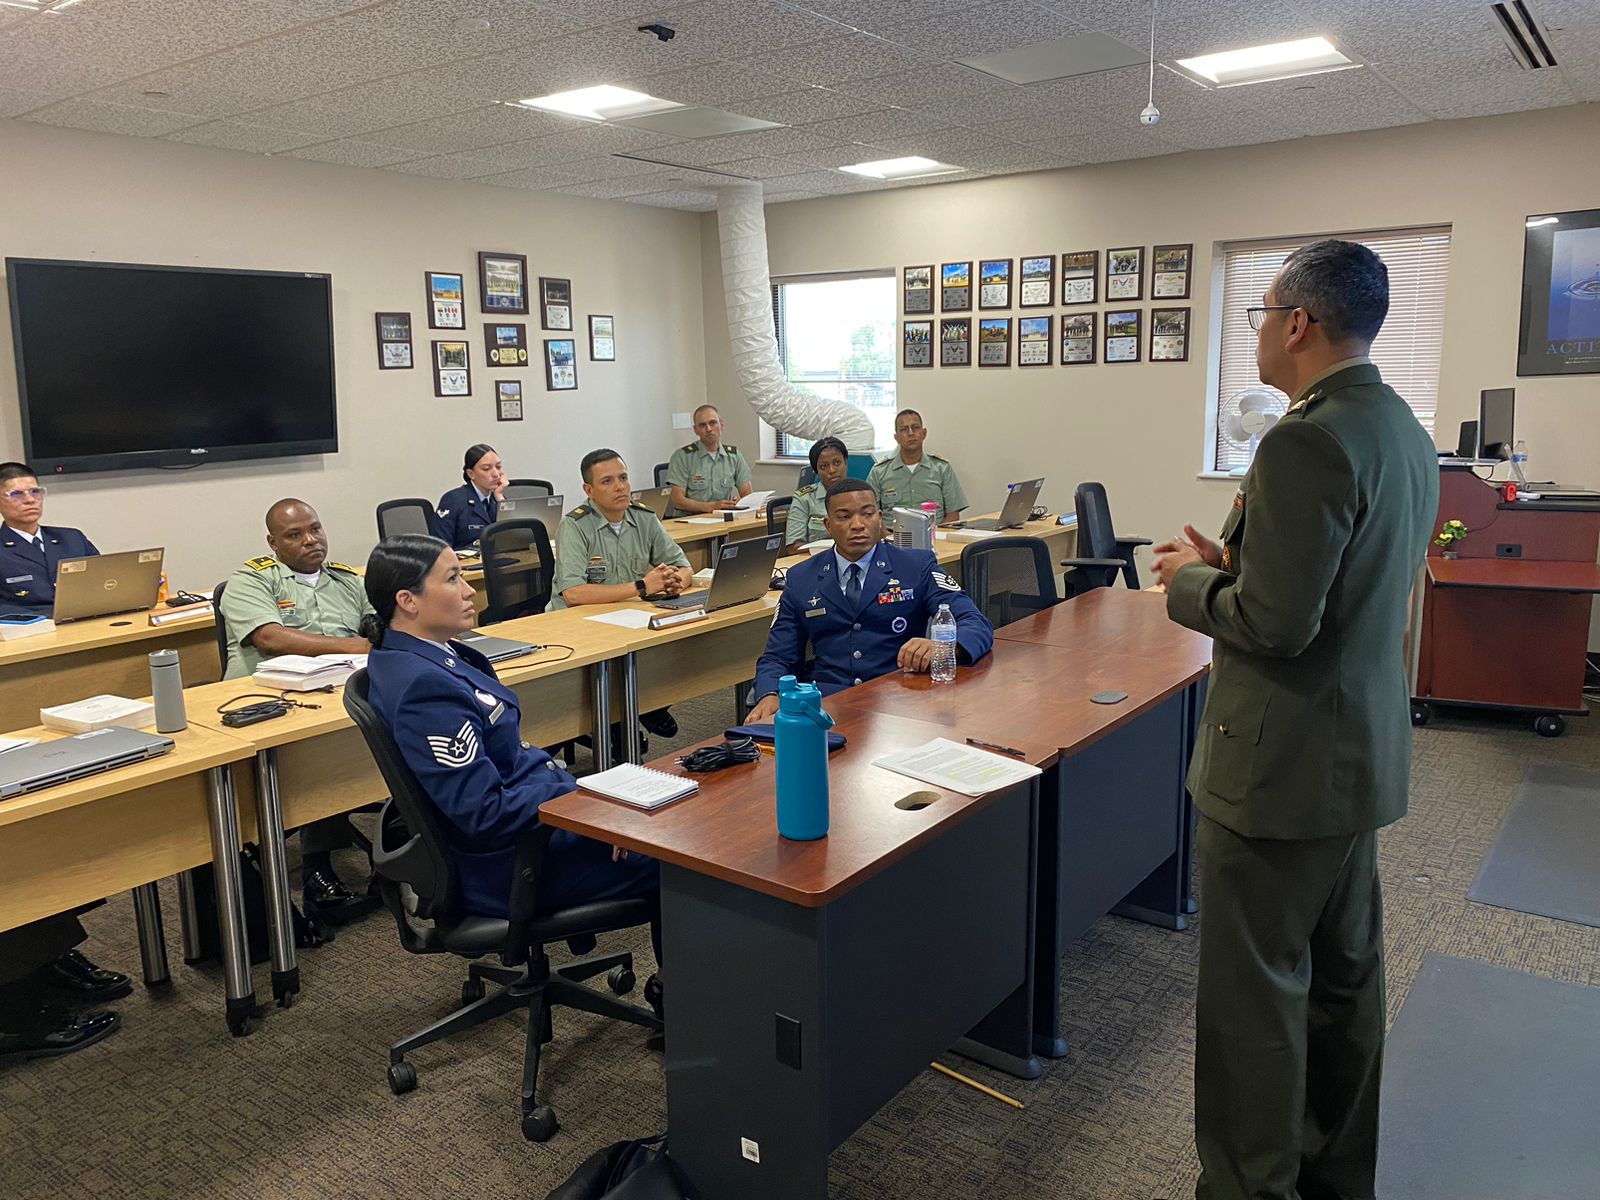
[715,185,876,451]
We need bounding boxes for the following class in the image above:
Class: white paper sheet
[583,609,653,629]
[872,737,1040,797]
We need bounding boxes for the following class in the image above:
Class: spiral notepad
[579,763,699,810]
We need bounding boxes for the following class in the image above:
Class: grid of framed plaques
[900,243,1195,369]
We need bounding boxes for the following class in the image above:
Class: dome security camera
[1139,103,1160,126]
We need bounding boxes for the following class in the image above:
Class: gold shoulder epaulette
[569,504,591,519]
[725,443,739,454]
[874,452,897,466]
[326,561,358,574]
[628,501,653,512]
[245,555,277,571]
[928,453,948,464]
[794,482,817,496]
[682,440,699,453]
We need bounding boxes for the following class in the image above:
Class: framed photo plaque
[904,265,933,314]
[1019,255,1054,308]
[1061,251,1098,305]
[478,251,529,314]
[545,337,578,390]
[496,380,524,422]
[589,315,615,361]
[1152,243,1193,299]
[375,312,413,370]
[1106,247,1144,301]
[940,317,971,366]
[1061,311,1097,365]
[978,258,1012,310]
[903,319,933,368]
[483,322,528,367]
[1104,309,1142,363]
[425,271,465,329]
[540,277,573,331]
[1519,208,1600,375]
[432,339,471,395]
[1018,315,1052,366]
[940,261,972,312]
[1150,307,1191,362]
[977,317,1011,366]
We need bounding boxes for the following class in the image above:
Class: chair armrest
[1060,557,1132,570]
[503,822,559,963]
[1115,536,1153,550]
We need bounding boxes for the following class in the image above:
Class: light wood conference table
[0,721,262,1034]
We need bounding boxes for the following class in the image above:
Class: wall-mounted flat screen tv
[6,258,337,474]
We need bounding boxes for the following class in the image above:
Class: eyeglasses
[1247,305,1317,331]
[2,487,45,502]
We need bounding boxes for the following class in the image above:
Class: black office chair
[1075,482,1151,590]
[377,498,436,542]
[478,519,554,623]
[653,462,670,488]
[342,670,661,1142]
[766,494,794,538]
[211,581,230,675]
[797,465,818,489]
[503,478,555,501]
[959,537,1060,629]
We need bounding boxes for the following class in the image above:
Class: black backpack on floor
[186,849,328,965]
[546,1134,688,1200]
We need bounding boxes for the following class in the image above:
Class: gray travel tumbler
[149,648,188,733]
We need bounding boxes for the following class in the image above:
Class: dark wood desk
[542,710,1049,1200]
[1416,467,1600,733]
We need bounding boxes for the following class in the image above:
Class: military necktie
[845,562,862,607]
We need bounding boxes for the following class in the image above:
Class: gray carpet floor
[2,694,1598,1200]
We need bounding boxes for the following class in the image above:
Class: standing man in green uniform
[667,404,753,514]
[549,449,693,739]
[867,408,969,523]
[219,498,376,922]
[1152,240,1438,1200]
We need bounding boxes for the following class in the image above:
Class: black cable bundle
[677,737,761,773]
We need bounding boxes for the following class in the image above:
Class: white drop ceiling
[1,0,1595,211]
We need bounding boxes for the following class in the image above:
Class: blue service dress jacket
[754,542,994,699]
[366,629,657,918]
[0,524,98,614]
[433,483,499,549]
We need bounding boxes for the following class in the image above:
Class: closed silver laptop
[52,547,165,623]
[631,486,673,518]
[496,495,564,532]
[0,727,175,800]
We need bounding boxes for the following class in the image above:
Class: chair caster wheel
[1410,701,1431,727]
[522,1105,559,1142]
[388,1061,418,1094]
[461,976,486,1006]
[1534,714,1565,738]
[227,1012,253,1038]
[607,965,636,995]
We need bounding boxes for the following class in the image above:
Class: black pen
[966,737,1026,759]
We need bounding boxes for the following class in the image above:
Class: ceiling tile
[793,107,961,146]
[1026,121,1186,165]
[241,98,421,139]
[1249,64,1437,133]
[164,120,327,153]
[730,33,936,87]
[732,86,886,125]
[1287,0,1513,66]
[1365,55,1583,120]
[384,151,520,179]
[626,60,810,107]
[361,104,579,153]
[280,138,427,168]
[740,167,875,194]
[628,1,850,58]
[465,162,592,190]
[21,97,208,137]
[624,188,720,211]
[440,122,681,170]
[542,171,681,197]
[916,85,1068,127]
[642,125,846,165]
[704,155,821,180]
[0,87,55,119]
[831,64,1018,109]
[0,8,35,31]
[873,2,1086,61]
[786,0,971,36]
[1060,0,1323,62]
[761,188,826,204]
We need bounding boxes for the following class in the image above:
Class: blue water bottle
[775,674,834,841]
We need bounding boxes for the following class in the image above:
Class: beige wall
[701,102,1600,647]
[0,118,707,589]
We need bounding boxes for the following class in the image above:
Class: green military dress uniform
[219,555,374,680]
[666,440,752,504]
[547,502,691,611]
[866,453,969,523]
[1165,361,1439,1200]
[783,483,829,547]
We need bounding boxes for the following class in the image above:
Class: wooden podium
[1412,466,1600,736]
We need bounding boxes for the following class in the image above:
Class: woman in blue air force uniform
[359,534,658,925]
[433,443,506,550]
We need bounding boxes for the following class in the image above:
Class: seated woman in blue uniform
[433,443,506,550]
[0,461,98,615]
[359,534,659,934]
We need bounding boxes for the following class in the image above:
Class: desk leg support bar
[253,749,300,1008]
[131,883,170,988]
[175,869,204,964]
[621,652,643,765]
[204,764,258,1037]
[590,662,614,772]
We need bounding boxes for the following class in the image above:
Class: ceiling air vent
[1488,1,1559,70]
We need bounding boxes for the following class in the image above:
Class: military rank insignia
[584,556,607,583]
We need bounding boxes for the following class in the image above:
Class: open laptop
[631,486,673,518]
[496,494,564,530]
[956,478,1044,531]
[457,630,537,663]
[0,727,174,800]
[653,533,784,612]
[52,547,165,623]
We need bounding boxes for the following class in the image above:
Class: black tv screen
[6,258,337,474]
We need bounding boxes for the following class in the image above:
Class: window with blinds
[769,271,897,460]
[1212,227,1451,473]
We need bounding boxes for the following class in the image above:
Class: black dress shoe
[36,949,132,1004]
[640,708,678,738]
[302,867,378,926]
[0,1006,120,1064]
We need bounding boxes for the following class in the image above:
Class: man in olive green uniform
[667,404,753,514]
[1153,241,1438,1200]
[867,408,968,523]
[550,449,693,739]
[220,498,376,921]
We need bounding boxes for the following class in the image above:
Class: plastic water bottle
[930,603,958,684]
[774,675,834,841]
[1511,440,1530,486]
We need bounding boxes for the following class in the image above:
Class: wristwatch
[634,578,647,598]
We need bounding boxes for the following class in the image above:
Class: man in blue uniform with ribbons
[0,461,98,615]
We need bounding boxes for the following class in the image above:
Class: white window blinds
[1213,227,1451,472]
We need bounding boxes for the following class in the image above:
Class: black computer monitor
[1478,388,1515,460]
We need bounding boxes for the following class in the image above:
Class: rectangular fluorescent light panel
[1175,36,1356,88]
[515,85,682,122]
[839,156,961,181]
[958,32,1147,85]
